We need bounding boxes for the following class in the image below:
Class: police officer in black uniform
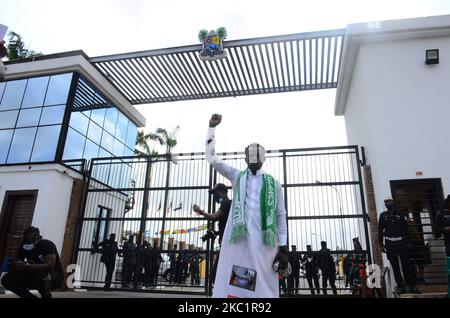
[287,245,301,294]
[318,241,337,295]
[378,197,417,294]
[436,195,450,257]
[302,244,321,295]
[99,233,118,290]
[121,235,136,288]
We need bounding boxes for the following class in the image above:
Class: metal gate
[73,145,370,296]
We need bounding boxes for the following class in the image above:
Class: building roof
[4,52,146,127]
[6,28,346,107]
[334,14,450,115]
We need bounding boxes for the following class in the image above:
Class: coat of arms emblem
[198,27,227,61]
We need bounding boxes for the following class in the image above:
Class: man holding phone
[1,227,63,298]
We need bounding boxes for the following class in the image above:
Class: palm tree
[156,125,180,155]
[7,31,42,61]
[135,130,164,156]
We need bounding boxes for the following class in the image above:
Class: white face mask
[23,244,35,251]
[218,197,224,204]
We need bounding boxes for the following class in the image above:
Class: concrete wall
[0,164,82,254]
[343,34,450,296]
[345,35,450,216]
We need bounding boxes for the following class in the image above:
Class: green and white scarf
[229,170,278,247]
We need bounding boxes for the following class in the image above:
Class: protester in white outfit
[205,113,288,298]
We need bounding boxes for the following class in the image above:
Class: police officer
[302,244,320,295]
[142,241,152,288]
[121,235,136,288]
[378,197,417,294]
[287,245,301,294]
[318,241,337,295]
[150,243,162,286]
[99,233,118,290]
[436,195,450,257]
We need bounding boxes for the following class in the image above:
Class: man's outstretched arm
[206,114,239,182]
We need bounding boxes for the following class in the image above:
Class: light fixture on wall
[425,49,439,65]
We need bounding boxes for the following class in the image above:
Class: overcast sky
[2,0,450,153]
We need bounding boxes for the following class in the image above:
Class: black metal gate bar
[74,146,371,296]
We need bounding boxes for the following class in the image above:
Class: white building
[1,14,449,296]
[336,14,450,296]
[0,52,146,280]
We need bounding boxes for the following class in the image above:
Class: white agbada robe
[206,127,287,298]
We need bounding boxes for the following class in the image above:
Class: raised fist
[209,114,222,127]
[192,204,204,215]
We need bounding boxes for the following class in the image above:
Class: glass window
[0,130,13,164]
[115,113,128,143]
[0,82,5,101]
[101,131,114,153]
[63,128,86,160]
[124,147,134,157]
[0,110,19,129]
[69,111,89,135]
[39,105,65,126]
[7,127,37,163]
[91,108,105,127]
[44,73,73,106]
[16,108,42,127]
[87,120,102,145]
[99,148,112,158]
[126,121,137,150]
[103,107,118,134]
[0,79,27,110]
[113,139,125,157]
[84,139,99,159]
[21,76,49,108]
[92,206,111,248]
[30,125,61,162]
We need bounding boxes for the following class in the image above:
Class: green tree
[7,31,43,61]
[156,125,180,155]
[135,130,164,156]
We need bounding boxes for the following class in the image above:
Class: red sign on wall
[416,171,423,177]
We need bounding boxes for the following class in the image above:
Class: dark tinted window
[21,76,49,108]
[7,127,37,163]
[31,125,61,162]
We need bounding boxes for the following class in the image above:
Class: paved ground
[0,289,208,298]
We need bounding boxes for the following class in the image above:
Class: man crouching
[1,227,63,298]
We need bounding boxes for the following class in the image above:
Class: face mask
[218,197,224,204]
[23,244,35,251]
